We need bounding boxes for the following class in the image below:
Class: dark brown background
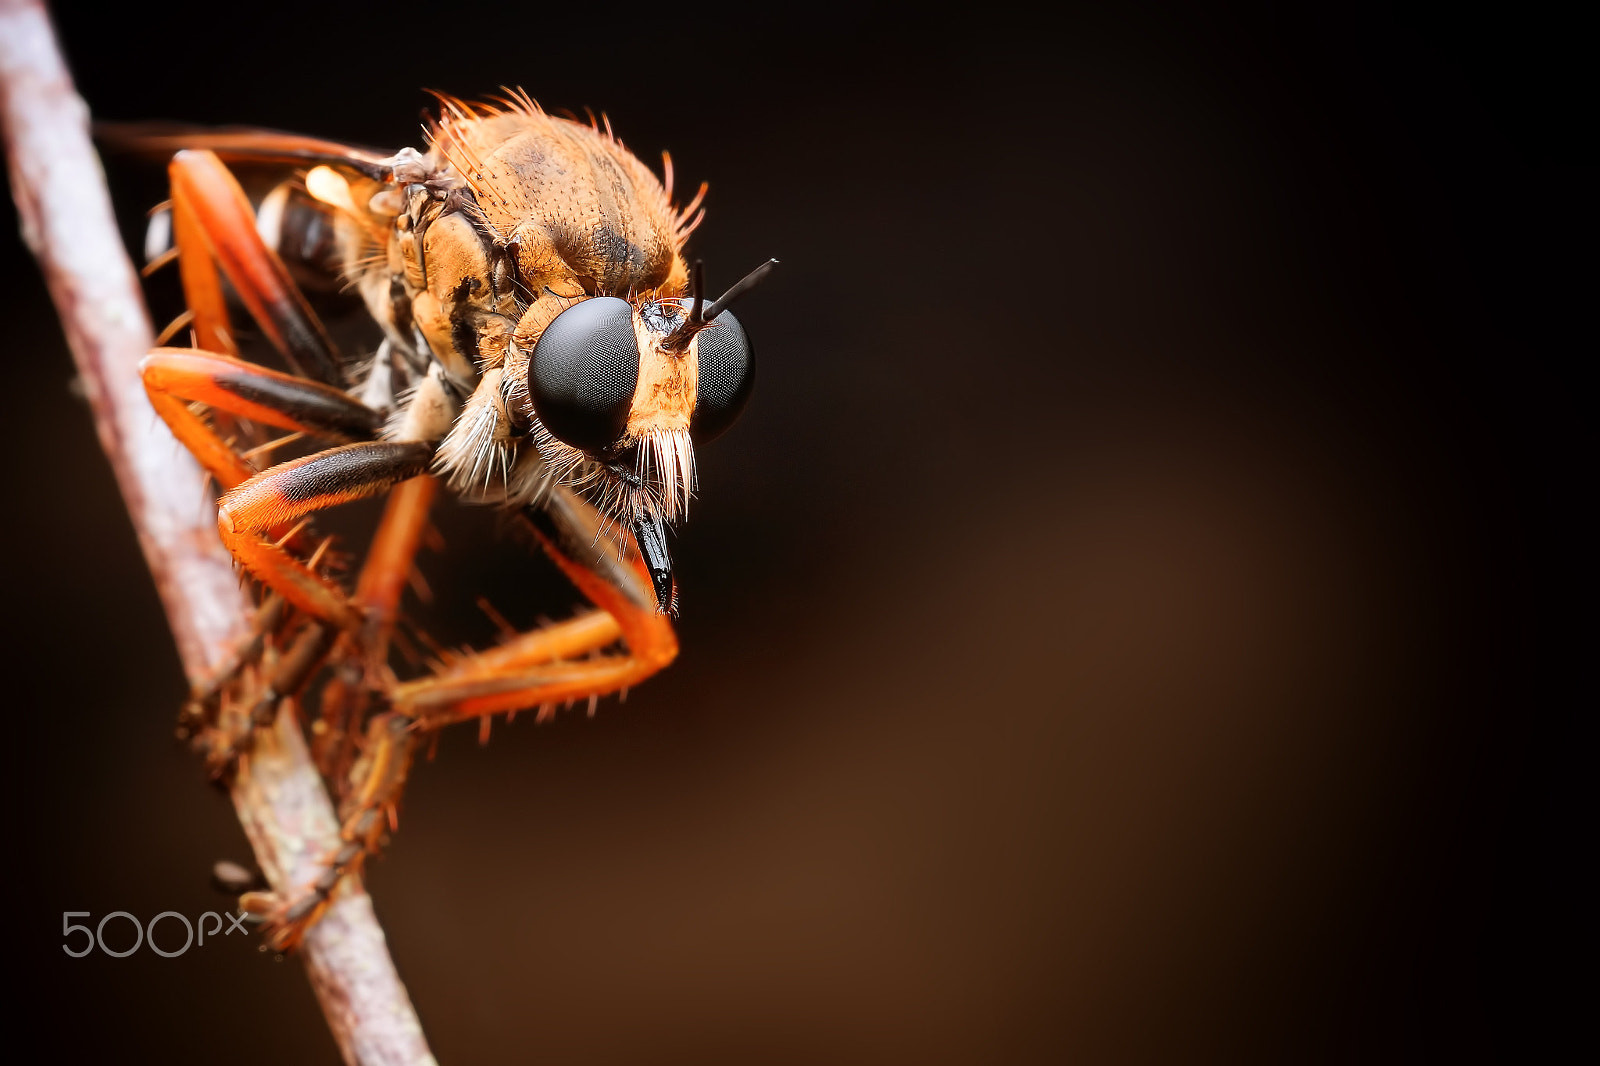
[8,3,1587,1063]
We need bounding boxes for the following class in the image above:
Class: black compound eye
[692,309,754,444]
[529,296,640,455]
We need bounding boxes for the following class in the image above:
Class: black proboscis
[630,512,675,613]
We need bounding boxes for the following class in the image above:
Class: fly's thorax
[432,110,687,296]
[330,107,697,411]
[392,199,522,390]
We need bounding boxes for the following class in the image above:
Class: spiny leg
[184,524,341,776]
[143,348,382,438]
[151,144,438,936]
[144,347,440,772]
[222,476,437,919]
[142,348,389,718]
[147,154,383,739]
[192,473,430,782]
[147,150,370,483]
[246,621,340,733]
[262,488,678,948]
[245,711,418,951]
[144,350,424,628]
[393,486,678,725]
[196,615,342,782]
[217,441,435,630]
[315,486,665,820]
[141,346,383,621]
[353,475,438,671]
[141,347,383,492]
[177,592,287,741]
[313,474,439,779]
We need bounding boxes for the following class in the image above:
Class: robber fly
[110,92,773,946]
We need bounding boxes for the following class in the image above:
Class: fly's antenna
[665,258,777,351]
[686,260,705,329]
[703,258,778,320]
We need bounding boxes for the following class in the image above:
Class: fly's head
[526,260,776,613]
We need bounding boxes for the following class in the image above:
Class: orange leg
[143,348,381,438]
[352,474,438,667]
[142,364,254,493]
[191,475,436,784]
[309,474,438,775]
[258,488,678,949]
[139,349,380,739]
[140,348,428,633]
[143,155,439,758]
[141,347,383,492]
[216,441,435,630]
[392,487,677,723]
[169,157,232,359]
[140,355,367,728]
[148,150,365,486]
[167,149,344,384]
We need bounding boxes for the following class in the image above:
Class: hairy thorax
[396,109,687,385]
[335,102,698,498]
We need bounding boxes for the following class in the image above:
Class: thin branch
[0,3,433,1062]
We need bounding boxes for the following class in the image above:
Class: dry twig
[0,2,433,1061]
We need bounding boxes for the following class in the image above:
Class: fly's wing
[95,121,399,181]
[102,123,410,298]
